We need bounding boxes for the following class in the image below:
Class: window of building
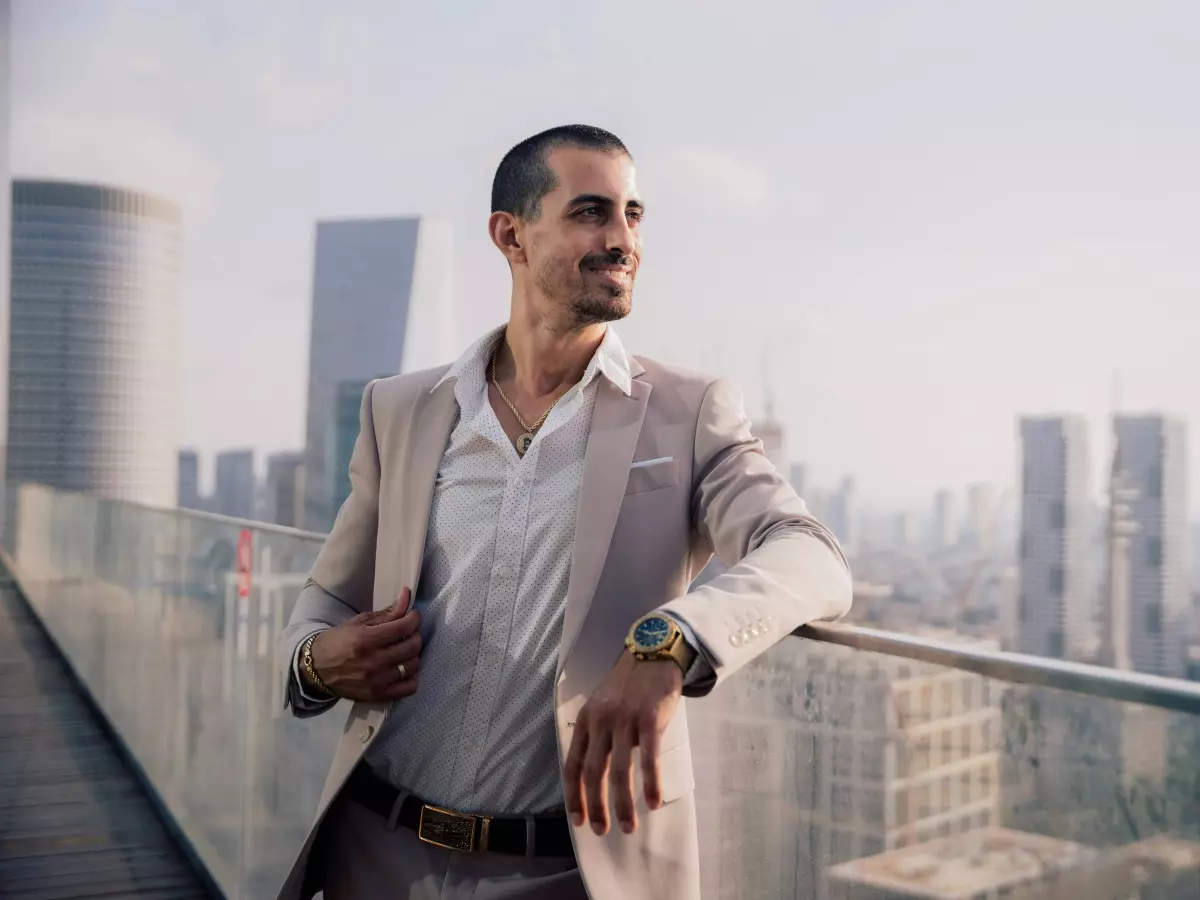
[860,738,885,781]
[832,784,854,824]
[919,684,933,721]
[862,789,884,823]
[833,736,854,777]
[913,737,931,776]
[894,788,910,824]
[1049,499,1066,529]
[1146,537,1163,567]
[941,728,954,765]
[1146,464,1163,499]
[1048,565,1064,596]
[939,681,955,718]
[917,783,932,819]
[1048,630,1065,658]
[1146,602,1162,634]
[961,724,973,757]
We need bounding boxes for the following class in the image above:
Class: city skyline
[10,1,1200,511]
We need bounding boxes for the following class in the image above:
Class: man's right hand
[305,587,422,702]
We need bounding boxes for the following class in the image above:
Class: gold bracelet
[301,633,334,697]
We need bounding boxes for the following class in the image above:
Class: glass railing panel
[5,483,345,898]
[688,634,1200,900]
[7,482,1200,899]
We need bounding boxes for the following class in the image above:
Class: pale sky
[10,0,1200,511]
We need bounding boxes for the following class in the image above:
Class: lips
[586,265,631,277]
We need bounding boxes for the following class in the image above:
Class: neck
[497,303,606,398]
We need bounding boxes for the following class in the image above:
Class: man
[277,124,851,900]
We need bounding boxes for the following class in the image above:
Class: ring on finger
[397,663,407,681]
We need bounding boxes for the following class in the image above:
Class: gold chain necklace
[490,348,557,457]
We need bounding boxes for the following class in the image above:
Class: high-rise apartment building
[690,634,1002,900]
[932,489,956,551]
[265,452,304,529]
[7,181,182,506]
[303,217,453,532]
[1016,416,1091,661]
[964,482,998,552]
[214,450,255,521]
[1112,414,1189,678]
[177,450,201,510]
[827,476,857,549]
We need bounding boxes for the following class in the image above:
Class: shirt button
[497,564,514,579]
[359,726,374,744]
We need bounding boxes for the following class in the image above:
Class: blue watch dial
[633,616,672,651]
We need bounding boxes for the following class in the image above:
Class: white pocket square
[630,456,674,470]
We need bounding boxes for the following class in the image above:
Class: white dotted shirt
[364,324,630,814]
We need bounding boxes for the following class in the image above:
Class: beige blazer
[276,352,852,900]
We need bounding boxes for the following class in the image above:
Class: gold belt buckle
[418,804,491,852]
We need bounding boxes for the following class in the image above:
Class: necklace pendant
[516,433,535,456]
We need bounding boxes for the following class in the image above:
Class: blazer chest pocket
[624,456,679,495]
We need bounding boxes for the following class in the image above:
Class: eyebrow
[568,193,646,213]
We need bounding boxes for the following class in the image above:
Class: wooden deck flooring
[0,573,215,898]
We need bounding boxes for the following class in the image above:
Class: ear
[488,211,527,266]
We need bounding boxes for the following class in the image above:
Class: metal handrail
[798,621,1200,716]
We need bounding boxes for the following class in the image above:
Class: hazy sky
[10,0,1200,510]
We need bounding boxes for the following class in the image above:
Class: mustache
[580,252,635,269]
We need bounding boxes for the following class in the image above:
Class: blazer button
[359,725,374,744]
[729,633,743,648]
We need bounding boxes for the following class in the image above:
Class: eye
[578,206,602,218]
[627,209,644,223]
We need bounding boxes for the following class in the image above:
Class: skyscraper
[1112,414,1189,678]
[932,489,957,551]
[827,476,857,549]
[330,379,387,521]
[1017,416,1091,661]
[214,450,255,521]
[265,451,304,529]
[177,450,201,510]
[303,217,454,532]
[964,482,998,551]
[7,181,181,506]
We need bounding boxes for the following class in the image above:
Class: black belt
[344,763,575,860]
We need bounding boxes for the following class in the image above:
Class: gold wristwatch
[625,613,697,674]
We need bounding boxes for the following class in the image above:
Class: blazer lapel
[557,373,651,675]
[382,377,460,610]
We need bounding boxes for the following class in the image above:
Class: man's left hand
[563,650,682,836]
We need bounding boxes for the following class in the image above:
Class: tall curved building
[7,180,182,506]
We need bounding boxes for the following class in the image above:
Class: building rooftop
[827,827,1099,899]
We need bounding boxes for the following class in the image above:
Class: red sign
[236,529,253,598]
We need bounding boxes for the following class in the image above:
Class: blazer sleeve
[279,379,383,714]
[658,377,852,696]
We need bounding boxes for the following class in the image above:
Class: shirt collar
[432,323,633,400]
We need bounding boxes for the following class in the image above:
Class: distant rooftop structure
[828,827,1105,899]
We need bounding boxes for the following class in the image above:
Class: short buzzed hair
[491,125,631,221]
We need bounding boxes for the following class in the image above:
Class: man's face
[521,146,643,328]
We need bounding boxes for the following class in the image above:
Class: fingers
[366,608,421,645]
[563,723,588,828]
[638,709,663,810]
[610,721,638,834]
[582,726,613,835]
[392,586,413,616]
[377,658,421,700]
[378,631,422,667]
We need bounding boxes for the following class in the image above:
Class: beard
[535,252,634,329]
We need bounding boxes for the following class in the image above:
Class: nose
[604,215,637,259]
